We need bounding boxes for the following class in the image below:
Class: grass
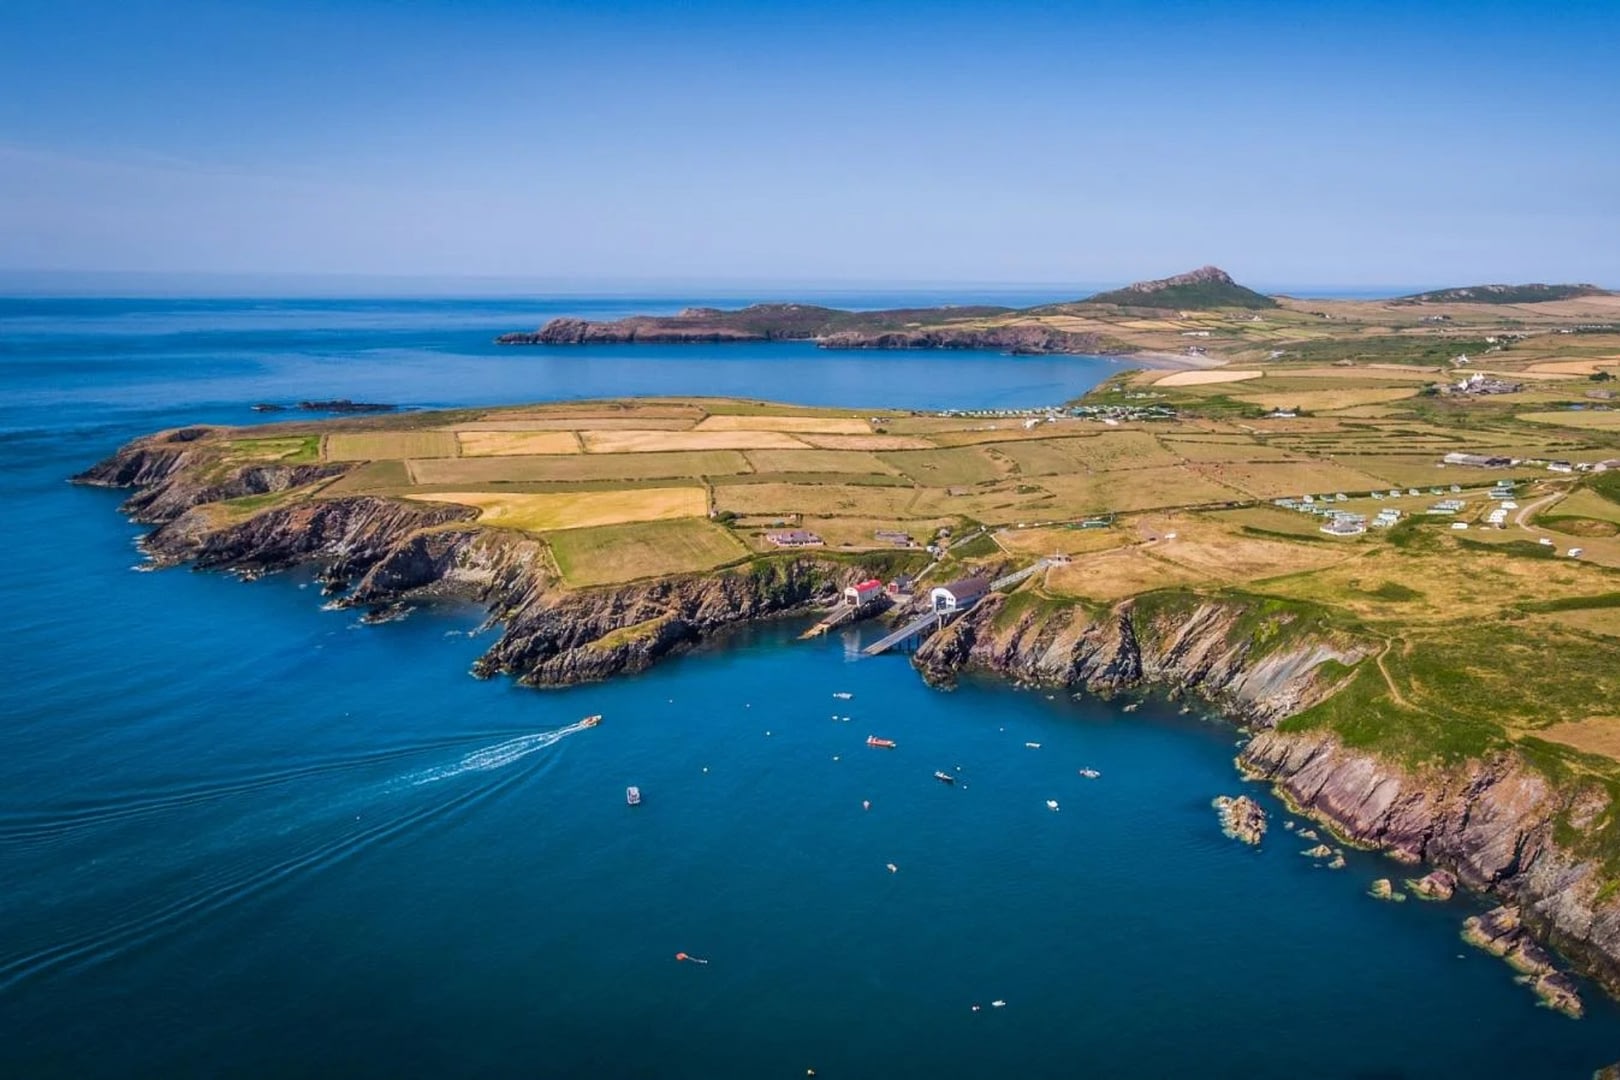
[876,446,1007,486]
[324,430,460,461]
[547,518,748,586]
[741,449,899,475]
[1516,410,1620,430]
[409,487,708,531]
[222,435,321,464]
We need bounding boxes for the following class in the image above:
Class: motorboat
[626,786,641,806]
[866,736,897,749]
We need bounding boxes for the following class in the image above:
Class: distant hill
[1403,283,1608,305]
[1084,266,1278,310]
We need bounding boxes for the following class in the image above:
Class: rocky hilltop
[1082,265,1278,310]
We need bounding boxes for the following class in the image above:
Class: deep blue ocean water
[1,295,1617,1078]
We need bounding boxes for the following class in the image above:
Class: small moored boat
[626,786,641,806]
[934,770,955,784]
[866,736,897,749]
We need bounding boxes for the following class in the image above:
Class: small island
[79,272,1620,1011]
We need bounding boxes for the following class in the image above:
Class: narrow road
[1515,489,1566,532]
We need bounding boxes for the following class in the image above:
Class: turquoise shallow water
[2,296,1618,1077]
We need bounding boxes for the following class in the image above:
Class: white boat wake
[408,717,598,785]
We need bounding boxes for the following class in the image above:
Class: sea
[1,294,1616,1078]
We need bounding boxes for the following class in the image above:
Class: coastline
[74,424,1620,1016]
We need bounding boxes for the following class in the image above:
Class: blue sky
[2,0,1616,289]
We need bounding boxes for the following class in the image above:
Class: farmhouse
[930,576,989,613]
[1442,452,1514,468]
[766,529,823,548]
[874,530,914,547]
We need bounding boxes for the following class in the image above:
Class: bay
[0,296,1614,1078]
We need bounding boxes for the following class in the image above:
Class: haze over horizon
[4,0,1617,289]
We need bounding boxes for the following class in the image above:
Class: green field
[546,518,748,587]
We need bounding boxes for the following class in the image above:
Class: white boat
[1078,768,1101,779]
[1046,800,1060,811]
[832,692,853,700]
[1025,742,1041,749]
[626,786,641,806]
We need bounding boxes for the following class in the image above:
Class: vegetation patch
[547,519,748,587]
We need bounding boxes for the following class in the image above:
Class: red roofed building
[843,579,884,607]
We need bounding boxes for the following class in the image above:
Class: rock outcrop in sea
[1212,795,1266,845]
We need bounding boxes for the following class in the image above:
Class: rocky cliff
[78,430,911,688]
[911,587,1620,1003]
[78,427,1620,1005]
[495,303,1124,355]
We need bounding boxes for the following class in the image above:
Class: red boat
[866,736,897,749]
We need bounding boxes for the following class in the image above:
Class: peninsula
[82,272,1620,1016]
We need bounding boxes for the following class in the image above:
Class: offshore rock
[1407,869,1458,901]
[1212,795,1267,845]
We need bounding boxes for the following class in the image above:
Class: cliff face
[912,589,1620,999]
[912,593,1364,726]
[1241,730,1620,996]
[78,428,1620,1001]
[80,432,903,688]
[816,324,1114,355]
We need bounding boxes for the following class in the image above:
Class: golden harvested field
[410,487,707,531]
[995,432,1181,474]
[325,430,459,461]
[456,430,582,456]
[1033,468,1241,514]
[546,518,747,587]
[694,415,871,434]
[713,482,908,518]
[877,446,1008,486]
[797,433,936,451]
[453,417,696,431]
[995,525,1131,557]
[1161,438,1302,463]
[1045,547,1208,602]
[407,450,748,485]
[1202,460,1389,498]
[742,449,899,475]
[488,404,703,421]
[1230,387,1421,412]
[1330,455,1541,488]
[582,429,809,453]
[1536,717,1620,759]
[1146,524,1355,582]
[1154,369,1263,387]
[1275,366,1442,381]
[1526,360,1620,376]
[1518,411,1620,430]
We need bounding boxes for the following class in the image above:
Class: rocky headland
[497,303,1122,355]
[76,422,1620,1012]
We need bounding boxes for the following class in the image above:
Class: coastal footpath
[77,417,1620,1013]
